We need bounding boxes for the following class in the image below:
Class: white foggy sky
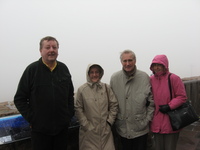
[0,0,200,102]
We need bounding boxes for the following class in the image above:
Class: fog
[0,0,199,102]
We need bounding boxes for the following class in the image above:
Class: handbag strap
[105,84,109,100]
[168,73,172,100]
[105,84,109,110]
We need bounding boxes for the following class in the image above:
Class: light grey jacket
[75,64,118,150]
[110,67,154,139]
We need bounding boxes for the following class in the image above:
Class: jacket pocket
[115,114,126,134]
[58,77,70,88]
[133,113,148,131]
[81,121,94,132]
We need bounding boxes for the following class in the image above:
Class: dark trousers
[121,133,148,150]
[153,132,179,150]
[31,127,69,150]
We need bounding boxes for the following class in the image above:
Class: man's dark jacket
[14,58,74,135]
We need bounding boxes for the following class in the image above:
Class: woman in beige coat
[75,64,118,150]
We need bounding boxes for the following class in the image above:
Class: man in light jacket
[110,50,154,150]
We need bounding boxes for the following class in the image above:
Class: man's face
[40,40,58,64]
[121,53,136,73]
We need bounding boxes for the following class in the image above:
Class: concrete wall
[184,80,200,115]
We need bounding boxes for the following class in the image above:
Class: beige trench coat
[75,64,118,150]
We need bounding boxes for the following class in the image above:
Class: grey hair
[120,49,136,61]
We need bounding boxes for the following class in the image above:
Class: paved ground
[177,120,200,150]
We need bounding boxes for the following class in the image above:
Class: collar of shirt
[42,60,57,72]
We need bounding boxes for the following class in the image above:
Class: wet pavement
[177,120,200,150]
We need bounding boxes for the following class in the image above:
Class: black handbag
[167,73,199,131]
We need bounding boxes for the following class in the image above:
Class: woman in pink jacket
[150,54,187,150]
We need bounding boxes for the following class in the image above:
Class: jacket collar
[123,66,137,80]
[87,82,103,91]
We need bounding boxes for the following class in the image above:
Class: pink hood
[150,54,169,73]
